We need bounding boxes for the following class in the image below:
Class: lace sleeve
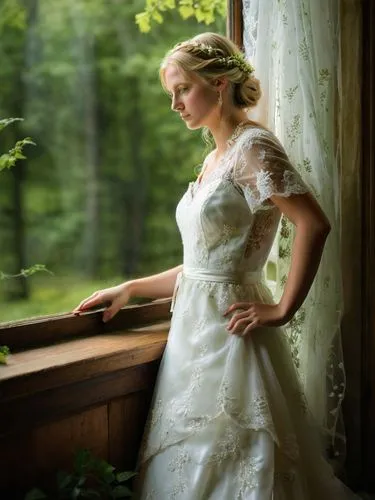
[234,128,309,213]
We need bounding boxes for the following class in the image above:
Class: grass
[0,274,126,324]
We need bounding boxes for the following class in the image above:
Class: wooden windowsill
[0,324,169,400]
[0,300,171,438]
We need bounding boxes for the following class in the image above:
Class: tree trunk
[121,78,148,277]
[4,0,41,300]
[76,28,100,278]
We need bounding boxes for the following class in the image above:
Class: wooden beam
[361,0,375,491]
[227,0,243,50]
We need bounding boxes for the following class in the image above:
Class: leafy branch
[135,0,226,33]
[0,118,36,171]
[25,448,136,499]
[0,264,53,280]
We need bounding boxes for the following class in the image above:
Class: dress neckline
[196,121,257,187]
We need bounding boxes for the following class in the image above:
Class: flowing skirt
[133,274,359,499]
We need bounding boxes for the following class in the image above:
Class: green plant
[0,117,35,171]
[136,0,226,33]
[0,346,10,365]
[25,449,136,499]
[0,117,50,363]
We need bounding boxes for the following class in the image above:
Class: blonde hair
[160,32,261,110]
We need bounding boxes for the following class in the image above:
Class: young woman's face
[164,64,219,130]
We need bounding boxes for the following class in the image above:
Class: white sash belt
[170,267,263,312]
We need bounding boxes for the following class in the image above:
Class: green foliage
[136,0,226,32]
[25,449,136,500]
[0,264,52,280]
[0,118,35,171]
[0,0,225,323]
[0,0,26,31]
[0,345,10,365]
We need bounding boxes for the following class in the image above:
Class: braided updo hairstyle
[160,32,261,110]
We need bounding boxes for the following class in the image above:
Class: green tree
[0,0,226,321]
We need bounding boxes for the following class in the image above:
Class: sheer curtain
[242,0,346,463]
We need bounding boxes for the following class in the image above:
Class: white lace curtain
[242,0,346,462]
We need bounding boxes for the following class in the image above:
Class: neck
[208,112,252,154]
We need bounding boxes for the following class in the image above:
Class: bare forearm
[127,264,183,299]
[279,224,330,321]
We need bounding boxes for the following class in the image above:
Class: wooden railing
[0,300,171,499]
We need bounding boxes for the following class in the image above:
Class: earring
[217,91,223,107]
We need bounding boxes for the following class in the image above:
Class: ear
[211,77,228,92]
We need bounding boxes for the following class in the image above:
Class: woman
[74,32,359,499]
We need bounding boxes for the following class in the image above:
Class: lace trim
[242,169,309,213]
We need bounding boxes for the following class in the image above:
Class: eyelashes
[167,86,190,99]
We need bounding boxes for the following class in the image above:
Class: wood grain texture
[0,327,168,399]
[0,361,160,438]
[0,406,109,499]
[0,298,171,351]
[361,0,375,492]
[108,391,153,471]
[227,0,243,50]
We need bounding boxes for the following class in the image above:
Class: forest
[0,0,226,323]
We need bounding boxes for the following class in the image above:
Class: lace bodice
[176,126,309,272]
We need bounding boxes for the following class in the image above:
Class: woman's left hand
[223,302,287,337]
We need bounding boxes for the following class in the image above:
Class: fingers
[228,316,259,336]
[225,302,260,337]
[226,309,251,331]
[73,291,104,314]
[223,302,250,316]
[102,298,122,323]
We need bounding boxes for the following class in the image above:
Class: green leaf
[73,449,92,474]
[178,5,195,19]
[0,117,23,132]
[80,489,101,498]
[78,476,87,487]
[151,10,163,24]
[0,345,10,355]
[0,153,16,171]
[24,488,47,500]
[57,470,73,490]
[72,486,81,499]
[0,346,10,365]
[135,12,151,33]
[20,264,53,278]
[112,485,133,498]
[115,471,137,483]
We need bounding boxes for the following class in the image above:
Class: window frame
[361,0,375,490]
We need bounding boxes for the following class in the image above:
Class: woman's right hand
[72,282,133,323]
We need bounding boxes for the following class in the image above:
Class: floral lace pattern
[237,456,262,497]
[245,211,275,257]
[167,445,191,499]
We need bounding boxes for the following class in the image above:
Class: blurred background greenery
[0,0,226,323]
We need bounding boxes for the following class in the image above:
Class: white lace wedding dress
[134,125,359,499]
